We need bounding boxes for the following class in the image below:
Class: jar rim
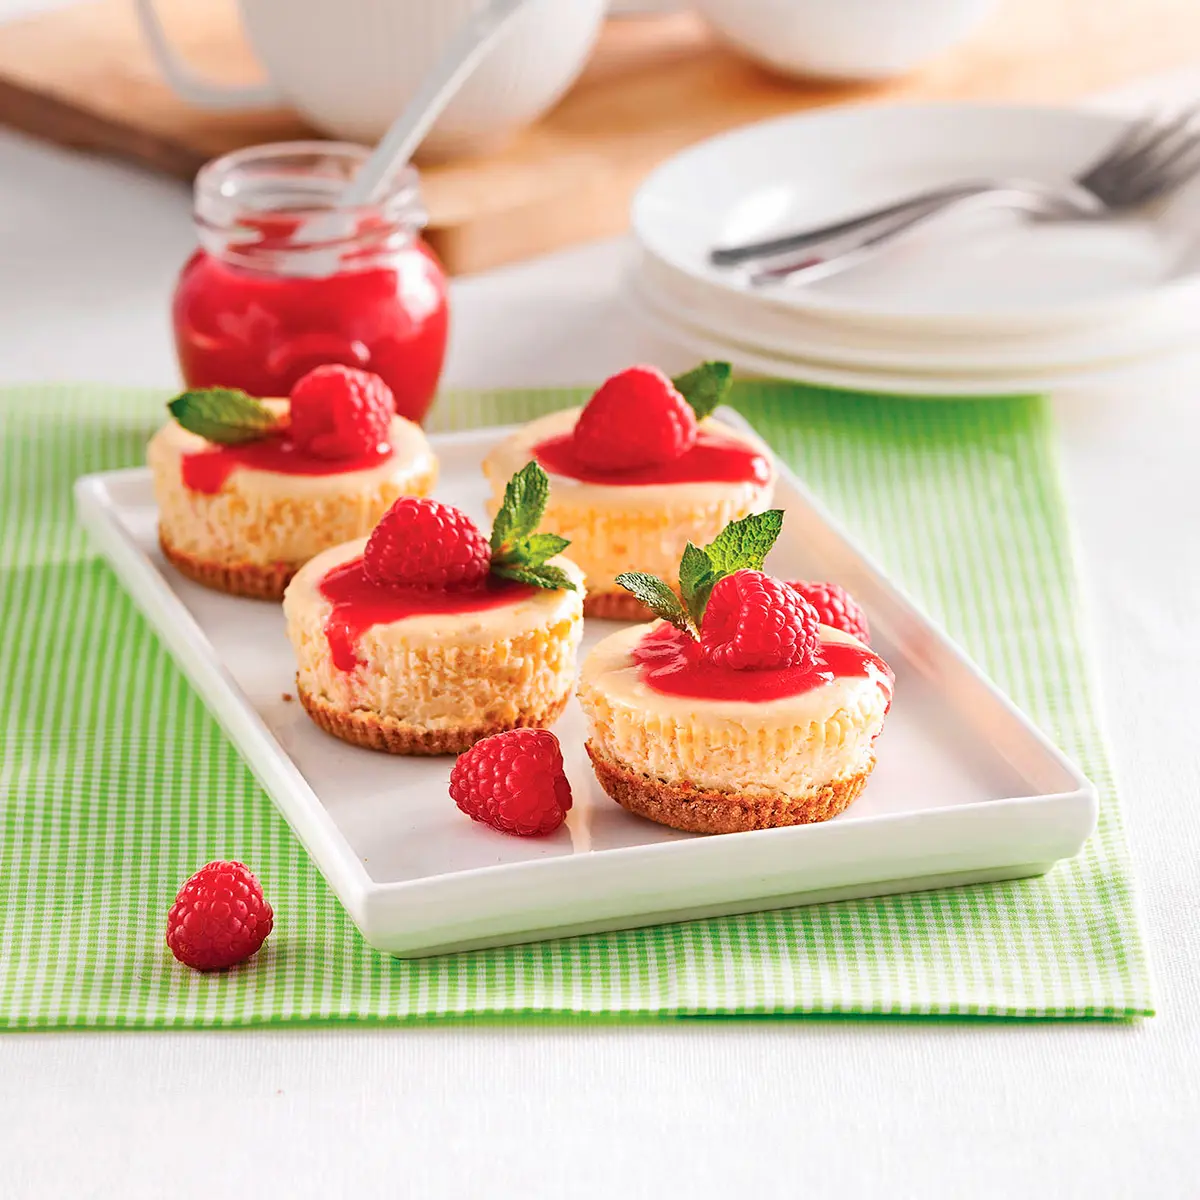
[192,141,427,275]
[194,140,424,226]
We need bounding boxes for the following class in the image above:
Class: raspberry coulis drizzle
[632,623,894,704]
[318,557,537,671]
[533,428,770,486]
[181,434,394,495]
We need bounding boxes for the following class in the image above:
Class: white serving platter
[74,413,1097,957]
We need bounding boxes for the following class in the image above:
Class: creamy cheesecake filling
[482,408,776,596]
[150,402,436,500]
[579,623,890,798]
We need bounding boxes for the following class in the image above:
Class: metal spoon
[341,0,538,208]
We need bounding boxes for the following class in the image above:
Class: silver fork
[707,108,1200,287]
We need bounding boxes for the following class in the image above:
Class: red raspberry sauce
[318,557,537,671]
[181,433,394,495]
[631,623,894,704]
[533,427,770,486]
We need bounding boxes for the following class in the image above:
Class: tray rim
[73,412,1098,954]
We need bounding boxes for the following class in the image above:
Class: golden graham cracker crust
[160,530,295,600]
[582,591,660,621]
[298,684,570,756]
[587,744,873,834]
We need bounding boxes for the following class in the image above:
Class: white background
[0,6,1198,1192]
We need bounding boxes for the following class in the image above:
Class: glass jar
[173,142,449,424]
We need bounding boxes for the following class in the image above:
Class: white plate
[74,416,1097,957]
[634,249,1200,374]
[628,281,1195,397]
[632,102,1200,332]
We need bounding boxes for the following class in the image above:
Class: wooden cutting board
[1,0,1198,274]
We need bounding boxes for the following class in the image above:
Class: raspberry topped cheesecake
[284,462,584,755]
[578,513,894,834]
[481,361,776,619]
[148,365,437,599]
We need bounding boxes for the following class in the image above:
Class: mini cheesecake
[149,395,437,600]
[579,621,893,834]
[480,364,776,619]
[284,541,583,754]
[577,509,893,834]
[284,461,584,755]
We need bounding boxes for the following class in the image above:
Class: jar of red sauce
[173,142,449,424]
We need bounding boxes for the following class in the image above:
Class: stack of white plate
[627,103,1200,396]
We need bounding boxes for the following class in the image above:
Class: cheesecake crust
[582,591,660,621]
[587,743,873,834]
[160,530,295,600]
[298,683,571,756]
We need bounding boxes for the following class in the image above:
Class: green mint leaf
[492,562,576,592]
[678,541,717,627]
[496,532,570,569]
[490,461,550,555]
[671,361,732,421]
[168,388,280,445]
[701,509,783,576]
[674,511,785,625]
[615,572,696,636]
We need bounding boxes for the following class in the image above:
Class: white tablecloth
[0,45,1198,1197]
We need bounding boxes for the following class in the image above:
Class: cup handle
[133,0,285,110]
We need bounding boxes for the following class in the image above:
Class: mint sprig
[671,361,732,421]
[489,460,550,555]
[489,461,576,592]
[168,388,281,445]
[679,509,783,626]
[617,508,785,636]
[614,572,696,635]
[492,562,576,591]
[678,541,717,628]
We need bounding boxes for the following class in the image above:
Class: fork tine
[1129,134,1200,203]
[1078,113,1162,173]
[1128,124,1200,181]
[1087,105,1200,193]
[1106,111,1200,204]
[1075,114,1163,190]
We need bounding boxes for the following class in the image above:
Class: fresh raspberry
[363,496,491,589]
[785,580,870,644]
[166,861,273,971]
[573,365,697,470]
[701,569,821,671]
[449,729,573,837]
[288,365,395,460]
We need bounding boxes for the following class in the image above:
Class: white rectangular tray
[75,412,1097,957]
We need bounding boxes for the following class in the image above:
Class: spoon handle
[342,0,536,208]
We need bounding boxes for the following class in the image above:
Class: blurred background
[1,0,1199,277]
[1,0,1200,395]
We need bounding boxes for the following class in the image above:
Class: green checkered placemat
[0,382,1152,1025]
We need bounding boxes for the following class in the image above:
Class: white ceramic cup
[692,0,998,81]
[134,0,606,158]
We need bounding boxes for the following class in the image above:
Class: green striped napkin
[0,382,1151,1026]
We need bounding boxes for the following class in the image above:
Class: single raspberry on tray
[289,364,395,460]
[573,365,697,470]
[701,569,821,671]
[166,860,274,971]
[363,496,491,589]
[449,729,573,837]
[785,580,870,644]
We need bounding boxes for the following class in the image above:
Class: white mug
[135,0,607,158]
